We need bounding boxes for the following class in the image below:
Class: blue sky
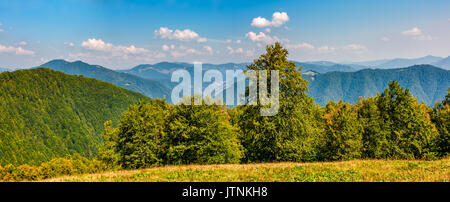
[0,0,449,69]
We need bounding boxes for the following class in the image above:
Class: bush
[0,154,106,181]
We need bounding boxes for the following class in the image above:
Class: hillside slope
[38,60,170,101]
[0,68,147,165]
[305,65,450,106]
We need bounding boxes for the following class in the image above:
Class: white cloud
[203,46,213,55]
[166,45,212,58]
[81,38,113,51]
[0,44,34,55]
[402,27,434,41]
[154,27,173,39]
[271,12,290,27]
[245,31,280,44]
[381,36,390,42]
[317,46,336,53]
[173,29,199,41]
[286,42,315,50]
[225,39,232,44]
[81,38,149,55]
[197,37,207,43]
[226,46,234,54]
[226,46,244,54]
[162,44,170,51]
[251,17,272,28]
[251,12,289,28]
[342,44,368,54]
[402,27,422,36]
[154,27,206,42]
[235,40,241,44]
[265,28,271,33]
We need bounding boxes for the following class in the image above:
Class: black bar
[0,182,446,201]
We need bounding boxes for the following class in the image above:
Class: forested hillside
[38,60,170,101]
[0,68,146,165]
[305,65,450,106]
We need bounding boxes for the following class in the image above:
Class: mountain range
[349,55,449,69]
[0,68,12,73]
[38,60,171,101]
[33,57,450,106]
[304,65,449,106]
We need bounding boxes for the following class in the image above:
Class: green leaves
[102,98,243,169]
[358,81,440,159]
[239,42,322,162]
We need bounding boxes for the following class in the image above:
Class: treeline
[98,43,449,169]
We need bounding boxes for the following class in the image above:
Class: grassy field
[44,158,450,182]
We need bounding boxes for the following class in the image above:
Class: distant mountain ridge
[29,58,450,106]
[373,55,443,69]
[38,60,171,101]
[304,65,449,106]
[433,56,450,69]
[0,68,12,73]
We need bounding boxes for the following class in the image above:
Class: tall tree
[239,42,323,162]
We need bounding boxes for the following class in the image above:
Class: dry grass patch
[44,158,450,182]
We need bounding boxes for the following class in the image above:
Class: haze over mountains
[347,55,449,70]
[25,55,450,107]
[304,65,449,106]
[37,60,171,101]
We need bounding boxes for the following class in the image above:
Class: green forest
[0,43,448,181]
[0,68,146,165]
